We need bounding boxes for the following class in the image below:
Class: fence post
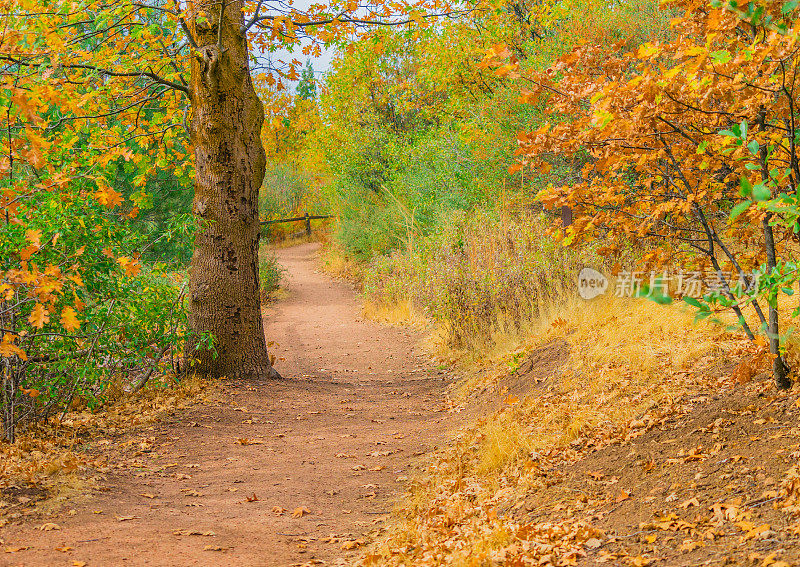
[561,206,573,227]
[305,212,311,236]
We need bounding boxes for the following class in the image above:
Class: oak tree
[489,0,800,388]
[3,0,464,380]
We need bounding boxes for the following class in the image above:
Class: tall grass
[359,206,601,353]
[258,246,284,302]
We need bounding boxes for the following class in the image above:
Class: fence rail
[260,212,333,236]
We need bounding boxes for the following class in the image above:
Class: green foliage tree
[296,60,317,100]
[2,0,468,388]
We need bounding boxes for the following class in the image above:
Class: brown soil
[0,243,456,567]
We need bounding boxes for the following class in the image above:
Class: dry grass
[364,292,753,565]
[481,295,741,466]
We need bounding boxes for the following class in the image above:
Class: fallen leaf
[246,493,259,502]
[615,490,630,503]
[679,539,704,552]
[38,522,61,531]
[203,545,227,551]
[272,506,286,515]
[680,497,700,508]
[173,529,216,536]
[139,493,157,499]
[341,540,363,550]
[72,562,87,567]
[292,507,311,518]
[115,515,137,521]
[4,546,29,553]
[585,537,602,549]
[368,465,385,472]
[55,546,74,552]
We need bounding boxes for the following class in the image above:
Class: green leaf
[747,140,759,156]
[683,296,703,308]
[730,200,751,219]
[752,184,772,201]
[710,50,731,64]
[739,175,752,197]
[782,0,798,15]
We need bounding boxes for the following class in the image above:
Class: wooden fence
[260,212,333,236]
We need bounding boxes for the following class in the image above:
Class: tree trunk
[762,214,791,390]
[186,0,279,379]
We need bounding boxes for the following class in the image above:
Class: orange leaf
[117,256,141,277]
[28,303,50,328]
[60,306,80,332]
[0,334,26,361]
[292,507,310,518]
[25,229,42,247]
[19,245,38,261]
[95,187,123,208]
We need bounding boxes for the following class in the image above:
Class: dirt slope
[0,242,456,567]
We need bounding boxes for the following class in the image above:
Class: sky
[262,0,340,91]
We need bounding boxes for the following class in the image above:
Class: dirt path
[1,243,455,567]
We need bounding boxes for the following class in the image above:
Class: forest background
[5,0,800,439]
[8,0,800,563]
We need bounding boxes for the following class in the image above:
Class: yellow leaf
[341,539,363,550]
[638,42,659,58]
[61,306,80,332]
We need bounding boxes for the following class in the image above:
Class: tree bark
[186,0,280,379]
[763,214,792,390]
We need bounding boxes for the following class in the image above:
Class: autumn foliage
[482,0,800,388]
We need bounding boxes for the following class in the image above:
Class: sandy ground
[1,242,455,567]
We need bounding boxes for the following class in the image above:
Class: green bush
[258,250,284,301]
[0,182,193,441]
